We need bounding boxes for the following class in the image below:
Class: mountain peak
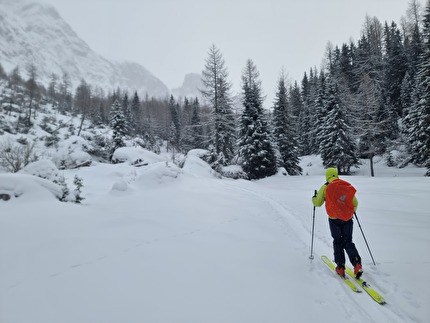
[171,73,203,99]
[0,0,169,98]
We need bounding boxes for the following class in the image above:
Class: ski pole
[309,190,317,260]
[354,212,376,266]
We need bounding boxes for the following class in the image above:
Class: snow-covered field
[0,152,429,323]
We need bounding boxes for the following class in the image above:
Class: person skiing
[312,167,363,278]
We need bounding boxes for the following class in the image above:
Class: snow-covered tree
[130,91,140,136]
[183,97,204,151]
[167,95,181,153]
[313,70,328,154]
[319,77,358,174]
[272,72,302,175]
[121,92,132,135]
[73,175,84,204]
[109,99,127,160]
[413,0,430,174]
[382,21,408,138]
[238,59,277,179]
[201,44,236,164]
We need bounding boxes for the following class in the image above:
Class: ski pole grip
[313,190,317,198]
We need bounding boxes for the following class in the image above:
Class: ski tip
[377,297,386,305]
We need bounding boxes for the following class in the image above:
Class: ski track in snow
[219,179,422,323]
[2,167,428,323]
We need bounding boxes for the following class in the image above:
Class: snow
[0,173,62,201]
[112,146,166,165]
[0,150,429,323]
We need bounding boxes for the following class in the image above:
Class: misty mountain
[171,73,204,100]
[0,0,169,98]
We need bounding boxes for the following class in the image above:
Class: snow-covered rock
[0,173,62,201]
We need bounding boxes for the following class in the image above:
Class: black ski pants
[329,218,361,267]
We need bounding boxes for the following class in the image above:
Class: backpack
[325,179,356,221]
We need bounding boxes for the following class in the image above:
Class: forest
[0,0,429,178]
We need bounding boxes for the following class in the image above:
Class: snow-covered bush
[111,146,165,166]
[0,138,38,172]
[51,135,93,169]
[19,159,60,180]
[221,165,248,179]
[384,149,411,168]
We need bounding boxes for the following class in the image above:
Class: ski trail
[219,179,420,323]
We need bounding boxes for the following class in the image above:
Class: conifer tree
[190,98,205,149]
[272,73,302,175]
[168,95,181,153]
[130,91,141,136]
[314,70,328,153]
[0,62,7,79]
[401,12,422,130]
[182,97,204,152]
[383,21,407,137]
[73,175,84,204]
[288,81,303,136]
[58,72,72,113]
[238,59,277,179]
[319,77,358,174]
[109,99,127,161]
[48,73,58,107]
[201,45,236,164]
[180,97,194,153]
[413,0,430,174]
[297,72,312,155]
[121,92,132,135]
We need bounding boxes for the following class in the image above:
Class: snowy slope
[0,152,428,323]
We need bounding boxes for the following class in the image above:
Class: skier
[312,167,363,278]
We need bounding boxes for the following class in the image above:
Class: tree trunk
[369,154,375,177]
[77,115,85,136]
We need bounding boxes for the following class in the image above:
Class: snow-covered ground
[0,152,429,323]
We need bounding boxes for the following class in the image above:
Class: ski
[345,267,386,305]
[321,256,361,293]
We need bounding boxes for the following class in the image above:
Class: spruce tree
[73,175,84,204]
[297,72,312,155]
[238,59,277,179]
[383,21,407,137]
[314,70,328,154]
[121,92,132,135]
[319,77,358,174]
[130,91,141,136]
[168,95,181,153]
[414,0,430,174]
[272,73,302,175]
[189,98,204,149]
[109,99,127,161]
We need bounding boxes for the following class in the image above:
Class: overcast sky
[39,0,418,103]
